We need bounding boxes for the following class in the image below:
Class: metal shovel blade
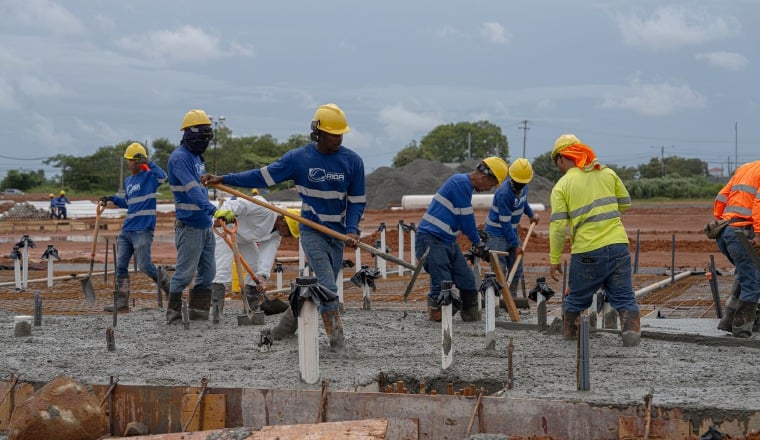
[80,277,96,304]
[261,296,289,315]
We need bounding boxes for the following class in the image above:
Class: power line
[0,154,49,160]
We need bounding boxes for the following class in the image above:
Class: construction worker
[54,190,70,219]
[100,143,170,312]
[202,103,365,352]
[48,193,57,220]
[712,160,760,338]
[211,190,299,318]
[485,158,539,300]
[166,109,235,324]
[416,156,508,322]
[548,134,641,347]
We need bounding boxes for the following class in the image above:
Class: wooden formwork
[2,379,760,439]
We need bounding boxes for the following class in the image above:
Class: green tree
[531,151,562,183]
[44,141,135,192]
[392,140,429,167]
[419,121,509,163]
[0,169,46,191]
[637,156,708,178]
[149,138,177,171]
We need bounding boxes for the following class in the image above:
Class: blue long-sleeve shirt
[222,142,366,235]
[417,173,481,245]
[110,161,167,231]
[168,145,217,228]
[484,179,534,249]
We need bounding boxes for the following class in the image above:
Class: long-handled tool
[211,183,428,299]
[506,221,536,286]
[213,219,289,317]
[80,201,106,303]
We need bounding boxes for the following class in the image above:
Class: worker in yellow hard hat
[202,103,364,353]
[48,193,58,220]
[549,134,640,347]
[485,158,539,303]
[53,190,70,219]
[210,193,298,320]
[165,109,235,324]
[415,156,507,323]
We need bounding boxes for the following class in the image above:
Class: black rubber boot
[459,289,479,322]
[104,277,130,312]
[188,287,212,321]
[619,310,641,347]
[563,310,580,340]
[271,306,298,340]
[427,296,441,322]
[718,280,740,332]
[210,283,226,324]
[166,292,183,324]
[321,309,345,353]
[156,267,171,298]
[732,300,758,338]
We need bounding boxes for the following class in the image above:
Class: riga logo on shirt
[308,168,345,183]
[126,183,141,196]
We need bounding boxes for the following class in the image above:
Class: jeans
[170,221,215,293]
[563,243,639,313]
[299,228,342,312]
[116,230,158,281]
[415,232,477,306]
[487,236,522,295]
[717,226,760,303]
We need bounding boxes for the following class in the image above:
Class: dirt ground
[2,199,758,438]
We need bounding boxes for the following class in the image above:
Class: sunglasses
[189,125,214,140]
[476,162,497,181]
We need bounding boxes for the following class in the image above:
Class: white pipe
[634,271,692,300]
[401,194,545,211]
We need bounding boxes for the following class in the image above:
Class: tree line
[1,120,724,199]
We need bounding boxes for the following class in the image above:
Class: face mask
[182,125,213,155]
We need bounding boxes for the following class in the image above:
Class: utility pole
[661,146,665,178]
[735,121,738,170]
[519,120,529,158]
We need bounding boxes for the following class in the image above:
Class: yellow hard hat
[312,103,350,135]
[551,134,582,160]
[480,156,508,185]
[180,109,212,131]
[285,209,300,238]
[124,142,147,160]
[251,188,259,195]
[59,190,65,195]
[509,158,533,184]
[49,193,54,198]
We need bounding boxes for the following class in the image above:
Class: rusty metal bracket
[183,376,210,432]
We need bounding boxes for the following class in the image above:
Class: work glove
[478,229,488,242]
[99,196,111,205]
[213,209,235,224]
[471,242,491,262]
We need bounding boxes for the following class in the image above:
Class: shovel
[80,201,106,304]
[212,219,289,318]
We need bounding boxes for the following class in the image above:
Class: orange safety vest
[714,160,760,232]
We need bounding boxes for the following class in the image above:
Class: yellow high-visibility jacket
[549,167,631,264]
[714,160,760,232]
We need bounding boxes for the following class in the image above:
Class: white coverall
[213,196,282,287]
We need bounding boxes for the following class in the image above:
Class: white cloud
[74,118,121,143]
[432,25,465,40]
[116,25,254,62]
[695,51,748,71]
[615,6,739,51]
[600,79,705,116]
[32,114,73,149]
[0,78,19,110]
[1,0,85,36]
[378,104,441,141]
[479,22,511,45]
[17,76,71,99]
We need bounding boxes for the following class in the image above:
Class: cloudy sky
[0,0,757,180]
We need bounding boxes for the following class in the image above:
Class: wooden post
[398,220,405,277]
[336,267,344,310]
[488,256,520,322]
[299,301,320,384]
[299,240,307,277]
[378,223,387,279]
[409,223,416,266]
[355,247,361,274]
[472,256,483,320]
[484,273,496,350]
